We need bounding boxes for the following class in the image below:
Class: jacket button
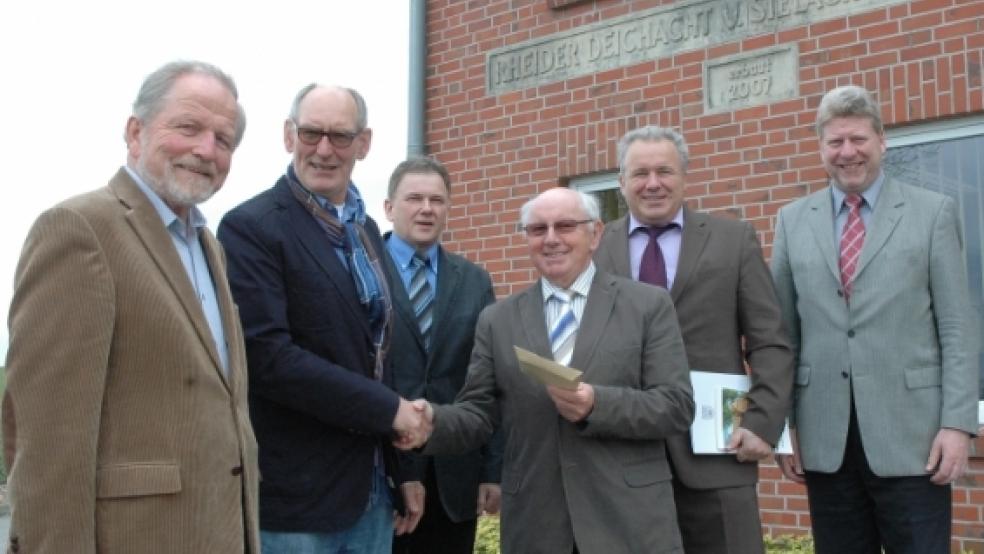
[841,371,849,379]
[837,289,844,297]
[231,466,243,476]
[847,329,855,338]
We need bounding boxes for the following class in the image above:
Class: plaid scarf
[284,166,391,379]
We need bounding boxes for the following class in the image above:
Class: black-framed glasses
[293,122,359,148]
[521,219,593,237]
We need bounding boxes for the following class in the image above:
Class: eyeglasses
[293,122,359,148]
[521,219,594,237]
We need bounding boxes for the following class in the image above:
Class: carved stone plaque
[704,45,798,113]
[487,0,901,95]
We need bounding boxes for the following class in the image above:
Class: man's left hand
[394,481,425,535]
[926,428,970,485]
[476,483,501,515]
[546,383,595,422]
[725,427,773,462]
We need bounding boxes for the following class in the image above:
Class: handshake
[392,398,434,450]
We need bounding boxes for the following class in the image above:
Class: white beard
[137,154,219,209]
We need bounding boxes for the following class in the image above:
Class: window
[571,173,622,223]
[886,117,984,396]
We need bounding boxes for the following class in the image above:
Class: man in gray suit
[594,126,794,553]
[772,85,979,553]
[400,187,695,554]
[382,157,502,554]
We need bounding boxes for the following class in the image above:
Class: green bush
[474,517,818,553]
[474,515,500,554]
[764,534,815,553]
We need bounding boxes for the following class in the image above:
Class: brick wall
[424,0,984,550]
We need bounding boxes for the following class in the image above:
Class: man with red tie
[771,85,979,553]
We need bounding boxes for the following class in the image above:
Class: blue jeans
[261,471,394,554]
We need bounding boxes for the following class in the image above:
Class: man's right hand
[393,399,433,450]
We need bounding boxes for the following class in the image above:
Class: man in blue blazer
[772,85,979,553]
[218,84,429,554]
[383,157,502,554]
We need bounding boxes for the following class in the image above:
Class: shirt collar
[628,207,685,235]
[124,165,207,238]
[831,171,884,212]
[541,261,596,302]
[306,179,366,223]
[386,233,440,272]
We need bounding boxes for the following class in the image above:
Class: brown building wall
[424,0,984,551]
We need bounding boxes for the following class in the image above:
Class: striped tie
[839,193,866,301]
[549,291,577,366]
[408,254,434,350]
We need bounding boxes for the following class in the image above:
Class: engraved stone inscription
[487,0,902,95]
[705,46,798,112]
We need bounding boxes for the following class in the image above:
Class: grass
[473,516,817,553]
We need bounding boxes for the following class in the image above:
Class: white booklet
[690,370,792,455]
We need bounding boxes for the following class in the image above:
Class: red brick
[819,29,859,49]
[910,0,954,14]
[426,3,984,534]
[901,42,943,62]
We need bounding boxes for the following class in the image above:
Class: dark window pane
[585,187,627,223]
[885,134,984,395]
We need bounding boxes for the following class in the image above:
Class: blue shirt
[125,166,229,376]
[831,171,884,242]
[385,233,439,293]
[541,261,596,327]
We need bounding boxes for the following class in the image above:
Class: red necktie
[839,194,865,301]
[639,224,678,288]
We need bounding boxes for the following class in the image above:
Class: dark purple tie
[638,224,678,288]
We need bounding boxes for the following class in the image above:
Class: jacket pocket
[904,366,942,389]
[795,365,811,386]
[622,460,671,488]
[96,462,182,499]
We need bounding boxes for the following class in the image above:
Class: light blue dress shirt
[125,166,229,376]
[831,171,884,242]
[385,233,439,293]
[541,261,595,328]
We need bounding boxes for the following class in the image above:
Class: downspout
[408,0,427,156]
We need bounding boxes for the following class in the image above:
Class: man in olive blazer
[3,61,259,553]
[412,188,694,554]
[771,86,978,552]
[594,126,793,553]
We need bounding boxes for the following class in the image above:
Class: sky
[0,1,410,363]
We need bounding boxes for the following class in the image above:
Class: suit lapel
[570,273,615,373]
[278,182,372,341]
[517,284,552,357]
[382,244,427,353]
[854,177,904,279]
[670,208,709,302]
[110,170,228,383]
[201,231,237,392]
[429,248,461,359]
[806,188,841,281]
[599,216,632,277]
